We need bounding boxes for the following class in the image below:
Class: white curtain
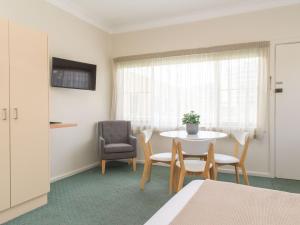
[112,44,269,135]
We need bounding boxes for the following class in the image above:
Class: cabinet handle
[13,108,18,120]
[2,108,7,120]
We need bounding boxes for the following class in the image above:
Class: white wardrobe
[0,18,49,223]
[275,42,300,180]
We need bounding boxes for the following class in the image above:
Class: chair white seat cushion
[150,152,173,162]
[215,154,239,164]
[176,159,208,173]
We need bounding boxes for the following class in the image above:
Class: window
[113,43,269,134]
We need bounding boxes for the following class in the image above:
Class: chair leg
[234,164,240,184]
[209,160,217,180]
[147,162,152,182]
[132,158,137,172]
[204,171,210,179]
[177,170,185,192]
[215,164,219,180]
[241,165,249,185]
[140,162,149,190]
[209,167,215,180]
[173,166,179,193]
[101,160,106,175]
[169,163,175,194]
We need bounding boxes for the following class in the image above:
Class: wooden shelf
[50,123,77,129]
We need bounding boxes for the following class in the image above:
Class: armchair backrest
[98,121,131,144]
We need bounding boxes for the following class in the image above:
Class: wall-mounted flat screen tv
[51,57,97,90]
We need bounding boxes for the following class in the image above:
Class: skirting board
[135,159,273,178]
[50,162,100,183]
[50,159,272,183]
[0,194,47,224]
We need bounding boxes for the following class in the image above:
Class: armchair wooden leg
[132,158,137,172]
[101,160,106,175]
[234,164,240,184]
[128,159,132,165]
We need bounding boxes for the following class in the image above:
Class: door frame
[270,37,300,178]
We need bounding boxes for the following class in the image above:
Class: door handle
[275,88,283,93]
[13,108,18,120]
[2,108,7,120]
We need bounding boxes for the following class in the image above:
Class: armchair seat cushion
[104,143,133,153]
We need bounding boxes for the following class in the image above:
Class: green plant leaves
[182,110,200,125]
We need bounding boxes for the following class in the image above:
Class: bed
[145,180,204,225]
[145,180,300,225]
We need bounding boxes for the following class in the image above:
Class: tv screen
[51,57,97,90]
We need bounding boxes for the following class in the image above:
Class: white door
[9,22,49,206]
[0,18,11,212]
[275,42,300,180]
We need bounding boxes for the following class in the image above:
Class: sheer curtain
[112,43,269,135]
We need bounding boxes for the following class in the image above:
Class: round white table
[160,130,227,140]
[160,130,227,190]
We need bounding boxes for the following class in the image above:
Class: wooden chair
[180,138,215,160]
[214,131,250,185]
[140,130,177,193]
[176,139,215,192]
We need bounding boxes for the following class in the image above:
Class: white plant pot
[186,124,199,135]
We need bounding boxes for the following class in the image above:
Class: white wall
[0,0,112,181]
[112,5,300,177]
[112,5,300,57]
[1,1,300,179]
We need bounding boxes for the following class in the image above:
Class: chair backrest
[177,138,215,156]
[140,130,177,164]
[232,131,250,165]
[140,130,153,161]
[176,139,215,178]
[142,129,152,144]
[232,131,249,146]
[99,121,130,144]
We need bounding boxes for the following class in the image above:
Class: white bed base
[144,180,204,225]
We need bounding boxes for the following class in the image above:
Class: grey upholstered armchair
[98,121,137,175]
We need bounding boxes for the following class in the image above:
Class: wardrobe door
[9,22,49,206]
[275,42,300,180]
[0,18,10,212]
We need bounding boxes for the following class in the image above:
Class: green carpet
[5,162,300,225]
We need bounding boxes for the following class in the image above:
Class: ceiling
[46,0,300,33]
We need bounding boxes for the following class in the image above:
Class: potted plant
[182,111,200,135]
